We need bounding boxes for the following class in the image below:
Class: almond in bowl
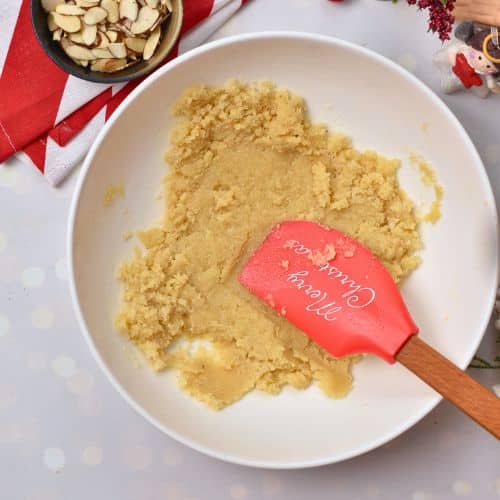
[41,0,174,73]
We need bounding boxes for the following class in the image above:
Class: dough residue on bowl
[103,184,124,206]
[409,152,443,223]
[116,81,423,410]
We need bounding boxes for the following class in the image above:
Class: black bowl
[30,0,183,83]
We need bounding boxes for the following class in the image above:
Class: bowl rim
[30,0,183,83]
[67,31,499,469]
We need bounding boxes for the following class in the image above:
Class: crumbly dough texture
[103,184,124,206]
[409,152,443,223]
[116,81,422,410]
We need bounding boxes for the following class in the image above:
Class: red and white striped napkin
[0,0,247,185]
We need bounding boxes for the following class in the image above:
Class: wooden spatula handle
[396,336,500,439]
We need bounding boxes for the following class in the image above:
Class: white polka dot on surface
[123,445,153,470]
[492,384,500,397]
[27,351,48,372]
[0,165,18,188]
[0,232,7,252]
[229,484,248,500]
[55,258,67,281]
[21,267,45,288]
[0,313,10,337]
[0,382,17,409]
[82,445,103,466]
[162,447,182,466]
[43,447,65,472]
[51,356,76,378]
[262,475,283,497]
[485,144,500,164]
[67,370,94,395]
[397,53,417,73]
[412,492,433,500]
[452,480,472,496]
[31,307,54,330]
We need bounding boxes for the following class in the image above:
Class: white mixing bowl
[68,32,498,468]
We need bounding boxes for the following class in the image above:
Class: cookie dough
[116,81,422,410]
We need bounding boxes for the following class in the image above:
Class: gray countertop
[1,0,499,499]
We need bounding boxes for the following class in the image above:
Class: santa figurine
[434,22,500,97]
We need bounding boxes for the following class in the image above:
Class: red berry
[407,0,455,41]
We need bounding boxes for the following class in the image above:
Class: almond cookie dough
[116,81,422,410]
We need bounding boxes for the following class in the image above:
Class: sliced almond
[60,36,71,51]
[51,0,173,73]
[90,58,128,72]
[41,0,65,12]
[119,0,139,22]
[121,25,135,37]
[131,6,159,35]
[108,42,127,58]
[106,30,119,42]
[108,20,134,37]
[96,32,110,47]
[53,28,63,41]
[100,0,119,23]
[83,6,108,25]
[147,12,165,33]
[52,12,82,33]
[47,14,58,31]
[124,36,146,53]
[55,4,86,15]
[64,43,95,60]
[143,25,160,60]
[75,0,100,6]
[92,47,113,58]
[82,23,98,45]
[69,31,85,43]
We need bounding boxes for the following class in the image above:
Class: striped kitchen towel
[0,0,247,185]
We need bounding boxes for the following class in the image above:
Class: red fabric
[182,0,214,35]
[23,136,47,173]
[0,0,68,161]
[0,0,215,169]
[2,0,250,183]
[452,53,482,88]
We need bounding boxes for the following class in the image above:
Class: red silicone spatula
[239,221,500,438]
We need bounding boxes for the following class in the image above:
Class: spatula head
[239,221,418,363]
